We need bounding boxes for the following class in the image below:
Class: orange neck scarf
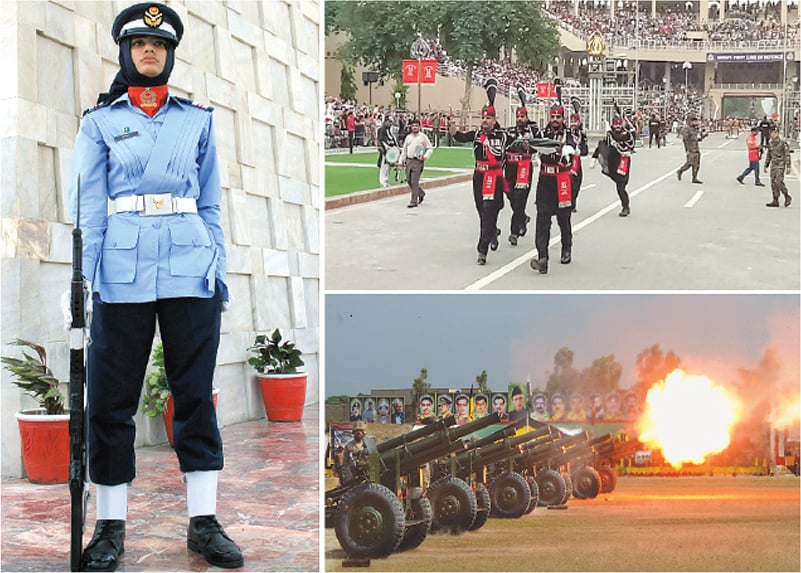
[128,85,169,117]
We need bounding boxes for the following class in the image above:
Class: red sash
[571,154,581,176]
[476,160,502,200]
[616,155,630,176]
[557,171,572,208]
[515,161,531,187]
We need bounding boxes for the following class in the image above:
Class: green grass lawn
[325,147,475,197]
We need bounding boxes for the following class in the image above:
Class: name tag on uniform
[114,131,140,142]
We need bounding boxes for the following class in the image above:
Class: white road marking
[684,190,704,208]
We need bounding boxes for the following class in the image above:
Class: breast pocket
[168,216,214,277]
[100,216,140,284]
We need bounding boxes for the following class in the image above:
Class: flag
[402,59,438,84]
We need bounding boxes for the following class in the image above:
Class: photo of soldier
[363,398,377,423]
[587,392,604,423]
[605,391,622,421]
[492,393,509,421]
[437,394,454,418]
[417,393,434,421]
[454,393,471,424]
[531,393,549,422]
[391,398,405,424]
[567,392,587,422]
[623,391,640,422]
[550,392,568,421]
[349,398,363,421]
[473,393,490,419]
[508,384,532,429]
[376,399,390,424]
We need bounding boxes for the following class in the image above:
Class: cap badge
[144,5,163,28]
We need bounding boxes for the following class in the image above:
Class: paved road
[325,133,799,290]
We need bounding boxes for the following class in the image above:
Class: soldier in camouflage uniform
[764,127,792,208]
[676,116,708,184]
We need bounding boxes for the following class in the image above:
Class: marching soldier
[66,4,242,570]
[568,99,589,213]
[764,127,792,208]
[503,85,540,246]
[592,111,635,217]
[450,79,510,265]
[676,115,708,184]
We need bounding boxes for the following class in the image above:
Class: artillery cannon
[326,412,505,558]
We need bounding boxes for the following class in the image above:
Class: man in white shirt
[399,117,434,208]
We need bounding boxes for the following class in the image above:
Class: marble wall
[0,0,320,478]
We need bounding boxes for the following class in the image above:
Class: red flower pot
[15,409,70,484]
[163,388,219,448]
[257,373,307,422]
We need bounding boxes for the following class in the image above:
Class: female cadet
[67,4,241,570]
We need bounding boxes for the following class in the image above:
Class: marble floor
[1,405,320,572]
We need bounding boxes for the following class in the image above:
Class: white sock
[96,483,128,521]
[185,470,218,517]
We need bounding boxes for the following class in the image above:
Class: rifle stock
[69,176,88,572]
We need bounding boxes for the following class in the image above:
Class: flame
[637,369,741,468]
[771,393,801,429]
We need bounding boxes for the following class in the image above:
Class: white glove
[561,145,575,161]
[61,281,92,331]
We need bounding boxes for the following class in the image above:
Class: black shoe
[676,169,682,181]
[691,179,703,184]
[490,228,500,251]
[530,257,548,274]
[477,253,487,265]
[785,196,792,207]
[519,216,531,237]
[418,191,425,204]
[188,515,244,569]
[81,520,125,572]
[619,206,630,217]
[755,182,765,187]
[509,234,518,246]
[736,176,744,185]
[766,201,780,207]
[407,202,418,208]
[560,249,571,264]
[572,207,577,213]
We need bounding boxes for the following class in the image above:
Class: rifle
[69,175,88,571]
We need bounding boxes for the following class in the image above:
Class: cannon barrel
[378,412,503,476]
[376,416,457,453]
[454,425,555,470]
[516,431,591,469]
[462,424,518,451]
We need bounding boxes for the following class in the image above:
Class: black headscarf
[97,37,176,104]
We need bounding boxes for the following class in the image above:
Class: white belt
[113,194,198,216]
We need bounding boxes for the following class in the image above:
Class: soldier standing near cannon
[764,127,792,208]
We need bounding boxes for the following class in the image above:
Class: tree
[545,346,583,395]
[580,354,623,395]
[475,369,489,392]
[432,2,559,120]
[339,62,357,102]
[413,368,431,395]
[325,395,351,405]
[633,344,682,399]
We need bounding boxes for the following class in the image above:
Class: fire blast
[637,369,741,468]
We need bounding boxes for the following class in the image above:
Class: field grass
[325,147,475,197]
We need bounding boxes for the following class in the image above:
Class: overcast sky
[324,293,799,398]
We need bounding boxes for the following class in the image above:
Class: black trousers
[472,172,504,255]
[87,296,223,485]
[615,177,630,209]
[534,206,572,260]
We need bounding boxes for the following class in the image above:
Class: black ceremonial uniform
[504,120,540,245]
[594,122,635,216]
[453,125,510,260]
[569,117,589,212]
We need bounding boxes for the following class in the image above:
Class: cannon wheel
[560,472,573,505]
[468,482,491,531]
[524,476,539,514]
[335,482,405,558]
[397,495,432,552]
[428,476,477,534]
[535,469,567,506]
[490,472,531,518]
[572,466,601,499]
[596,465,618,493]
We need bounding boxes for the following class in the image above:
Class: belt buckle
[143,193,174,216]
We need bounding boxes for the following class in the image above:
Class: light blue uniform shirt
[69,93,228,304]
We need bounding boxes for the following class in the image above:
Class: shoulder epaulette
[174,96,214,112]
[82,101,111,117]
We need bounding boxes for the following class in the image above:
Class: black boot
[490,228,500,251]
[81,520,125,572]
[560,247,571,264]
[508,234,518,246]
[519,215,531,237]
[476,252,487,265]
[619,206,630,217]
[766,200,780,207]
[785,195,792,207]
[530,257,548,274]
[187,515,244,568]
[691,178,703,184]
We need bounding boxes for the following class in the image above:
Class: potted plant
[248,328,307,422]
[1,338,70,484]
[142,342,219,447]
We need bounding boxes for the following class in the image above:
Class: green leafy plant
[1,339,66,415]
[248,329,304,374]
[142,342,170,417]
